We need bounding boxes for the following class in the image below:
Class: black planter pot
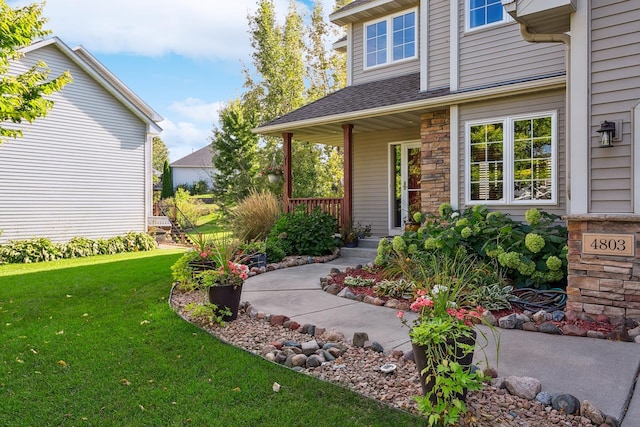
[208,283,243,321]
[246,253,267,269]
[412,329,476,400]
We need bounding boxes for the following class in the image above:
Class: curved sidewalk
[243,254,640,425]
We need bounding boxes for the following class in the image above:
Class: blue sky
[7,0,333,161]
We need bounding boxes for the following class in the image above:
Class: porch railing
[287,197,343,228]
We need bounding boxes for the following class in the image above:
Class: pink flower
[396,310,405,319]
[200,252,208,258]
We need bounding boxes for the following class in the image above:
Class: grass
[0,250,423,426]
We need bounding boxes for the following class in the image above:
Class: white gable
[0,39,162,243]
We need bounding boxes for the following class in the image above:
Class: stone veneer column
[420,110,450,215]
[566,215,640,320]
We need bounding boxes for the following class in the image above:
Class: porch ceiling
[269,110,425,146]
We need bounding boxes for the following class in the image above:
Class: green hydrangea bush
[377,205,568,290]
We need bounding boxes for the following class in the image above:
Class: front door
[390,142,422,233]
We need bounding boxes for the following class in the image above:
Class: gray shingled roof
[170,145,214,167]
[260,72,449,128]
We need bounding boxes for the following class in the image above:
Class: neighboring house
[170,145,216,191]
[0,37,162,243]
[254,1,640,318]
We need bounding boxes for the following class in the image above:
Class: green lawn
[0,250,423,426]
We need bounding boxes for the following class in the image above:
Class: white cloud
[168,98,223,125]
[160,119,213,163]
[7,0,309,60]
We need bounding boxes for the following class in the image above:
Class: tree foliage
[210,99,260,213]
[0,1,72,141]
[209,0,348,206]
[161,160,173,199]
[152,136,169,185]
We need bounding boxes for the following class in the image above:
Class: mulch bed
[327,266,619,337]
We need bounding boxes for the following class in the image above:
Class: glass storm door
[391,142,421,230]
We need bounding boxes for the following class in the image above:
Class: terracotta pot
[208,283,243,321]
[412,330,476,400]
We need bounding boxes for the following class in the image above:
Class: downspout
[517,22,571,208]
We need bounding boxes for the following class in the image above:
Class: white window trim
[464,0,511,33]
[363,7,418,71]
[464,111,558,206]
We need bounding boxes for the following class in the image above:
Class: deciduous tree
[0,1,72,142]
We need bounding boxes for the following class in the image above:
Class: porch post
[283,132,293,212]
[342,124,353,228]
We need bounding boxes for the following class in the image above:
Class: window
[468,0,505,30]
[466,112,556,205]
[365,9,416,68]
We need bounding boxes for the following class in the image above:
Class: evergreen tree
[152,136,169,185]
[161,160,173,199]
[210,99,260,213]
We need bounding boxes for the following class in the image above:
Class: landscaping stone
[522,322,538,332]
[321,328,345,342]
[552,310,565,321]
[269,314,289,326]
[538,322,562,335]
[552,393,580,415]
[370,341,384,353]
[504,376,541,400]
[352,332,369,348]
[291,354,307,367]
[532,310,547,323]
[536,391,553,406]
[306,354,324,368]
[301,340,319,356]
[498,313,519,329]
[580,400,605,425]
[325,284,341,295]
[562,324,588,337]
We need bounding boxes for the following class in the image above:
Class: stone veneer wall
[420,110,450,215]
[566,215,640,319]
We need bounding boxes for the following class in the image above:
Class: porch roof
[253,71,566,145]
[254,73,449,145]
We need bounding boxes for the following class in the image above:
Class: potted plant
[237,240,267,269]
[397,251,496,426]
[340,222,359,248]
[353,222,372,240]
[171,234,248,322]
[261,165,284,183]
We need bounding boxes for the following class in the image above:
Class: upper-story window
[365,9,416,69]
[465,112,557,205]
[468,0,505,30]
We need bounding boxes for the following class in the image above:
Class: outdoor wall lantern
[597,120,617,147]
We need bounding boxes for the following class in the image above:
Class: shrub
[0,232,156,265]
[381,205,568,289]
[171,188,206,229]
[267,206,337,257]
[232,190,282,242]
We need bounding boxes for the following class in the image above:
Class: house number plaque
[582,233,635,257]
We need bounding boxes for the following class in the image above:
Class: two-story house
[255,1,640,319]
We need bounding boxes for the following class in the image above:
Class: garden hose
[509,288,567,312]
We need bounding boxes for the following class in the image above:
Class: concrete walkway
[242,255,640,426]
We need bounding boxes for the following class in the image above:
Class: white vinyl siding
[457,0,565,90]
[0,44,149,243]
[172,167,215,190]
[353,127,420,236]
[458,90,566,219]
[589,0,640,213]
[427,0,450,89]
[351,10,420,85]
